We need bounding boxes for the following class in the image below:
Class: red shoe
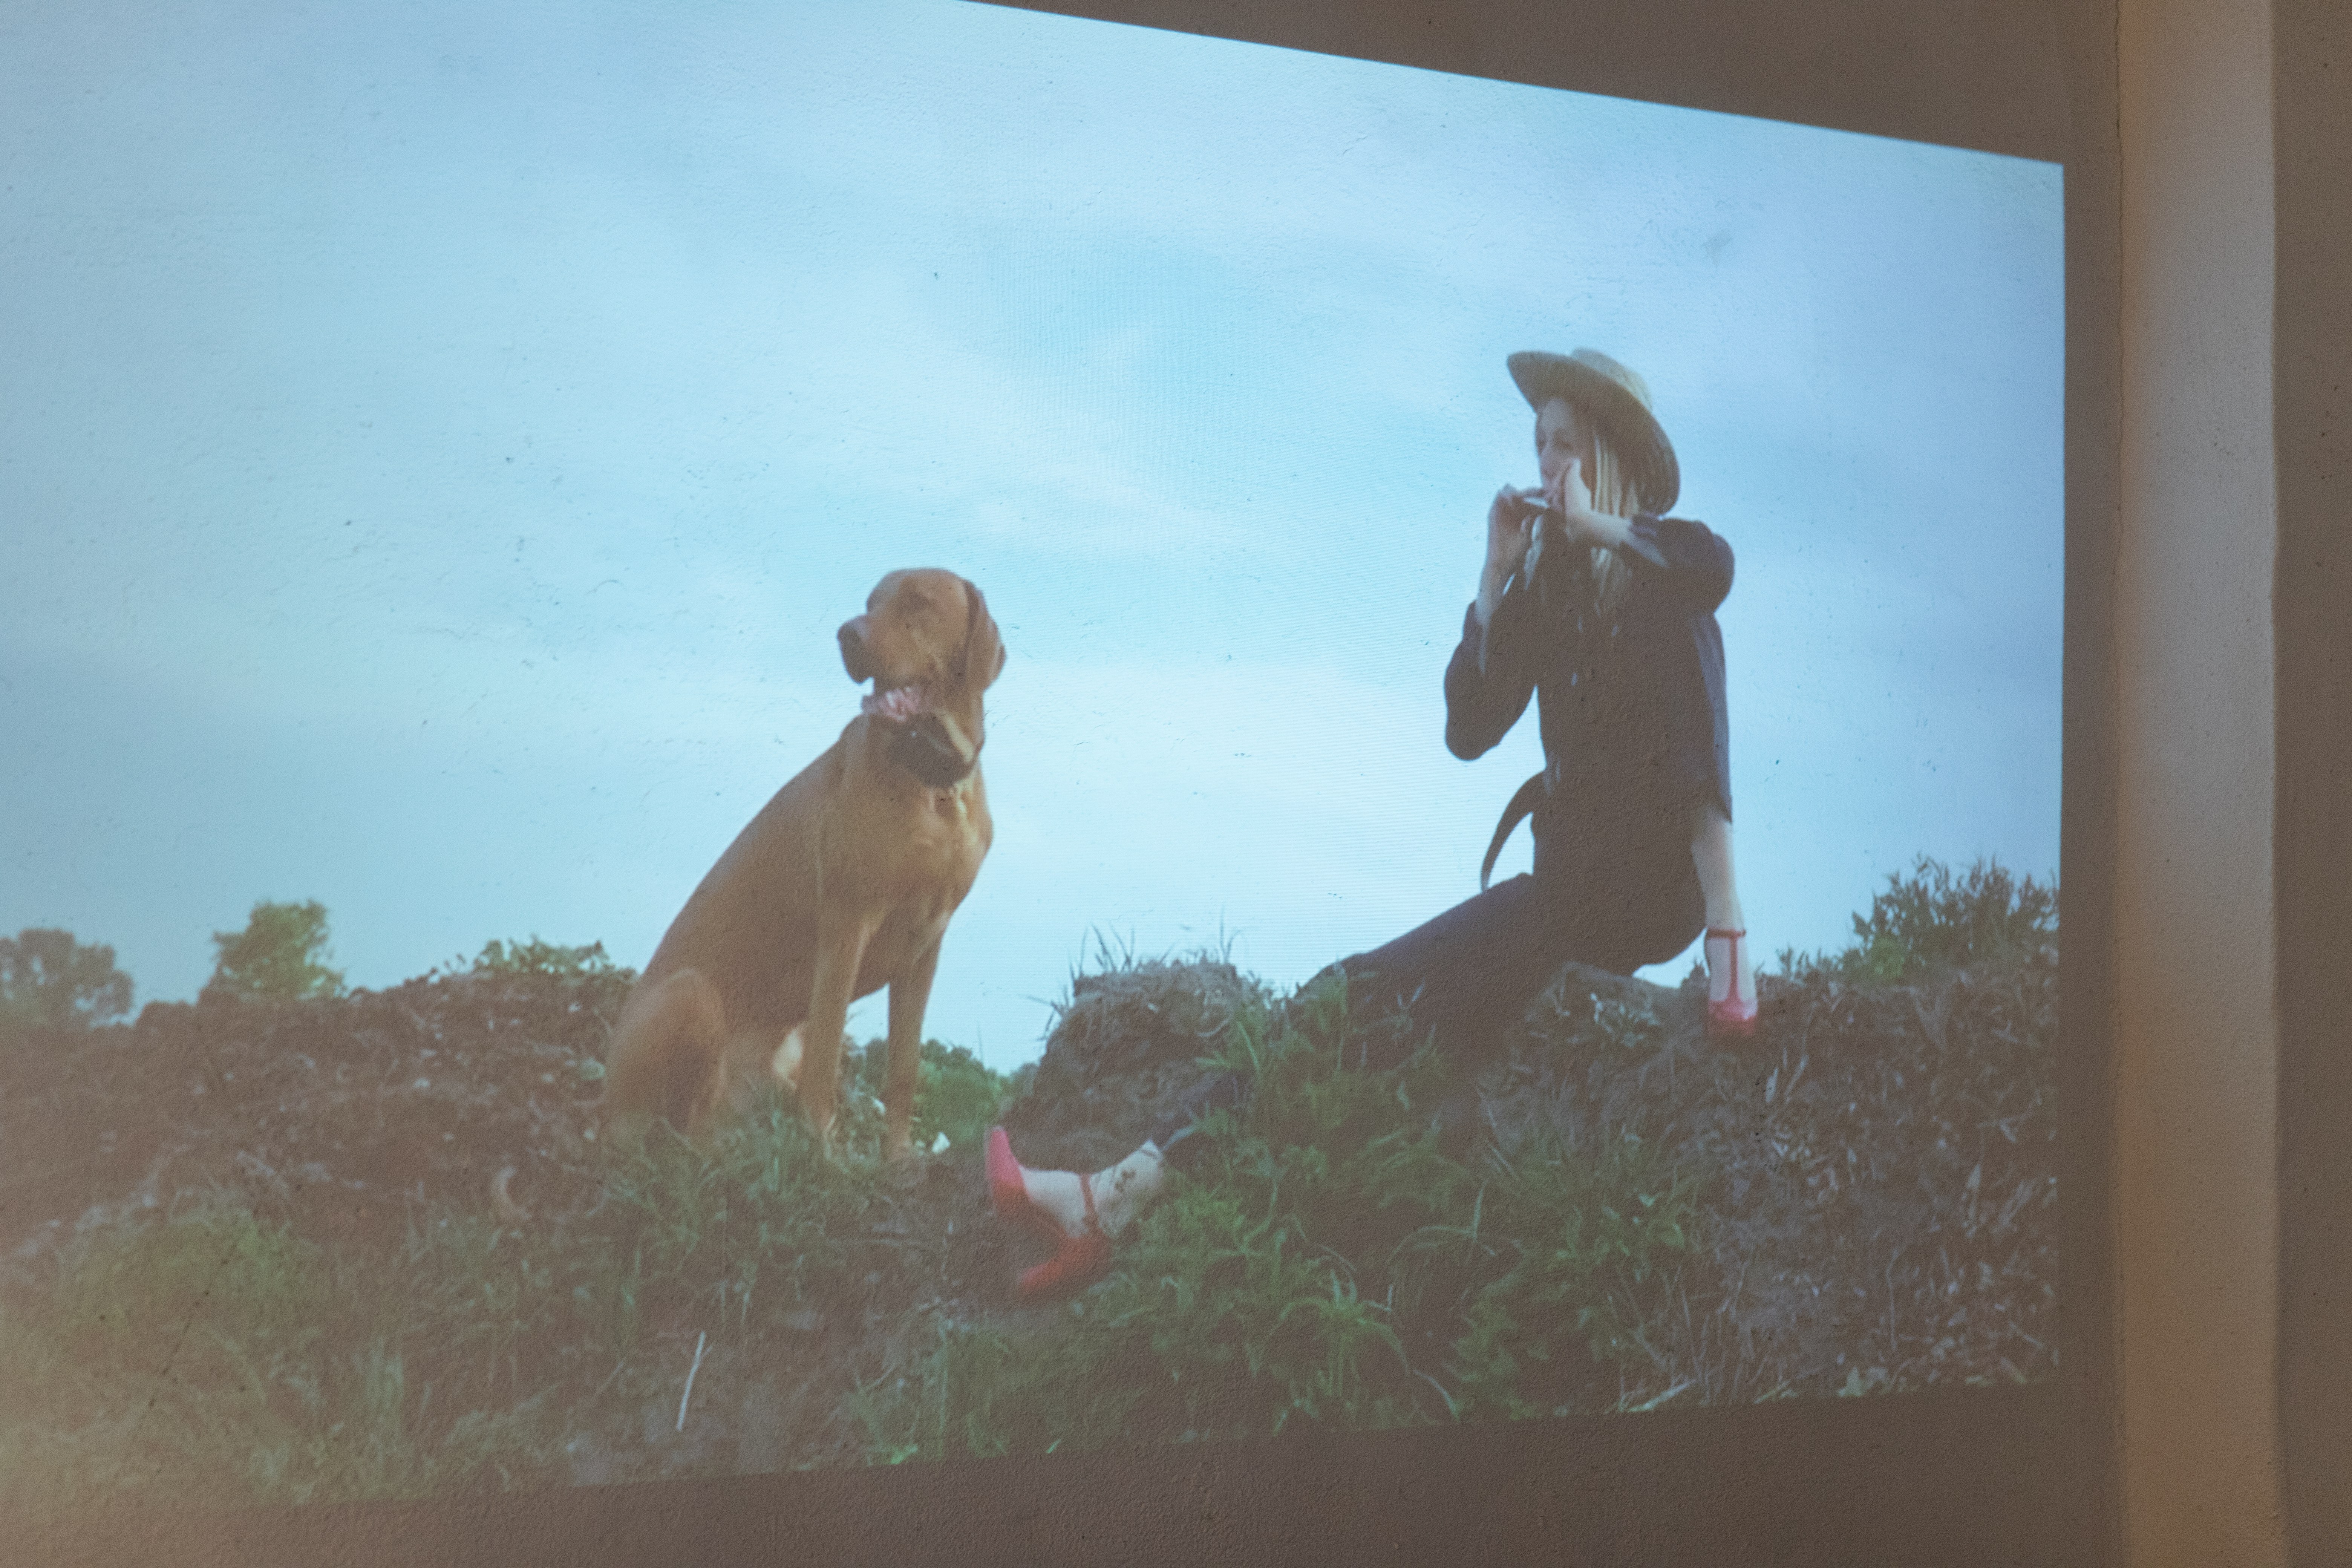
[1704,927,1758,1040]
[986,1126,1058,1239]
[986,1127,1115,1302]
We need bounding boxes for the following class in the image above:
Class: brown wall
[2116,0,2283,1558]
[2274,0,2352,1560]
[2113,0,2352,1557]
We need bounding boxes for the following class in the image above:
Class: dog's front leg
[881,939,942,1162]
[797,905,877,1154]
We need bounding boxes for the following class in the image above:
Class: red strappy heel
[986,1126,1115,1302]
[1705,927,1758,1039]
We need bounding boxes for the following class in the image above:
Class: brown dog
[601,569,1004,1159]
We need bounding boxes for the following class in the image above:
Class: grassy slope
[0,861,2055,1505]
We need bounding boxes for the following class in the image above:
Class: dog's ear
[957,581,1006,691]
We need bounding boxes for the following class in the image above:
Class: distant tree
[0,928,135,1030]
[203,900,346,1004]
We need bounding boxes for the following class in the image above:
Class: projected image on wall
[0,0,2061,1498]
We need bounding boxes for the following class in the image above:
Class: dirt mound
[1481,956,2056,1397]
[1001,948,2055,1403]
[997,957,1268,1170]
[0,938,2054,1500]
[3,971,623,1269]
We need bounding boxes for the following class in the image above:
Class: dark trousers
[1148,864,1705,1165]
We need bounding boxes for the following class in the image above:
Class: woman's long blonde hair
[1580,413,1638,619]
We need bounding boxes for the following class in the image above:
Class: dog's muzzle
[839,620,874,683]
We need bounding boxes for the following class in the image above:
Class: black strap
[1479,771,1547,891]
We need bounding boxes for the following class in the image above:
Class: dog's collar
[885,712,978,789]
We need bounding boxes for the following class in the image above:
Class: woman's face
[1534,397,1596,502]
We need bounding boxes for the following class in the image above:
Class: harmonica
[1520,488,1558,579]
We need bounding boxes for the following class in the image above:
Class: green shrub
[845,1038,1017,1156]
[469,937,624,980]
[1795,857,2058,984]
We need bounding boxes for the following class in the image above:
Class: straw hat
[1506,348,1680,515]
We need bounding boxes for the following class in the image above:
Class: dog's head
[838,569,1005,782]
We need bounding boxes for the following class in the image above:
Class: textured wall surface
[2115,0,2284,1560]
[2274,0,2352,1559]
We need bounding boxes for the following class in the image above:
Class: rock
[998,958,1268,1170]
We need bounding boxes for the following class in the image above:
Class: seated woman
[988,347,1757,1300]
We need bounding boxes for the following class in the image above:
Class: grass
[850,971,1710,1460]
[2,1194,550,1506]
[0,859,2058,1499]
[0,1049,994,1505]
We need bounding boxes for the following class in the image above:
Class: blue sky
[0,0,2063,1072]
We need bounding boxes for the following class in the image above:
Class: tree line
[0,900,345,1031]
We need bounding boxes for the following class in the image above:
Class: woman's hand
[1478,486,1542,624]
[1547,456,1631,553]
